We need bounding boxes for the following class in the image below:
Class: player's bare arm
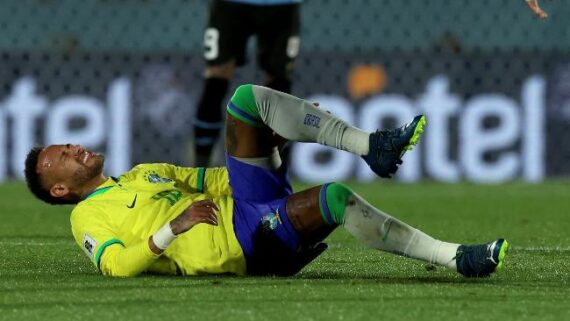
[169,199,219,235]
[526,0,549,19]
[150,200,219,255]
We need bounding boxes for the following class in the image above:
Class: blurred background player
[194,0,302,166]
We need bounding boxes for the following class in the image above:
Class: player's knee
[232,84,257,111]
[319,182,353,225]
[234,84,252,98]
[227,84,263,126]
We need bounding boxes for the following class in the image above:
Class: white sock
[252,85,370,156]
[343,192,459,270]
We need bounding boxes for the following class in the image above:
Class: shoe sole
[495,239,510,272]
[400,115,427,157]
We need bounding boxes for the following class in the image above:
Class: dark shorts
[204,0,300,77]
[228,154,315,275]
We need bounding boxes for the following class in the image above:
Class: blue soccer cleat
[455,239,510,278]
[362,115,427,178]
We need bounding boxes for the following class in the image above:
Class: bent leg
[225,84,428,179]
[225,84,371,158]
[286,183,460,270]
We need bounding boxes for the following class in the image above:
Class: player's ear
[50,183,70,199]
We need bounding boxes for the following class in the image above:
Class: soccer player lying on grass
[24,85,509,278]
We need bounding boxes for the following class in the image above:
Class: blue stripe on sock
[320,183,335,225]
[227,101,264,126]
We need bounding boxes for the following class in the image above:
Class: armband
[152,223,177,250]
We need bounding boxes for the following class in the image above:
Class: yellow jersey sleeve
[203,167,232,197]
[143,163,232,197]
[98,240,159,277]
[70,203,160,277]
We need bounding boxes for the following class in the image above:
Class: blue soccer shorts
[228,153,309,275]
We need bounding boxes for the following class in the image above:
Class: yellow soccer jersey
[70,164,246,277]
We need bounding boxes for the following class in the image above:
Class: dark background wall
[0,0,568,182]
[0,0,568,53]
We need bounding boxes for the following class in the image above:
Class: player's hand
[526,0,549,19]
[169,199,219,235]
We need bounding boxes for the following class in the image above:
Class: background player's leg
[256,2,300,163]
[194,0,250,166]
[286,183,461,270]
[264,75,292,95]
[194,62,234,166]
[256,3,300,95]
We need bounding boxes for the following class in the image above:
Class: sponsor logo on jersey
[83,234,97,258]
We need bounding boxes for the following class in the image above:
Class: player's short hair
[24,146,74,205]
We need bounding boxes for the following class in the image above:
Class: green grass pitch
[1,180,569,321]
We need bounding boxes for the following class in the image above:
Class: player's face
[37,144,105,197]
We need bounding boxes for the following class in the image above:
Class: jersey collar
[81,177,119,201]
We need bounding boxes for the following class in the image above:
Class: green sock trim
[227,84,262,121]
[227,108,264,127]
[325,183,352,225]
[318,186,332,225]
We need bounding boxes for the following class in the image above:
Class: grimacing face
[36,144,105,199]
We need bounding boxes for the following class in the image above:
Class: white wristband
[152,223,177,250]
